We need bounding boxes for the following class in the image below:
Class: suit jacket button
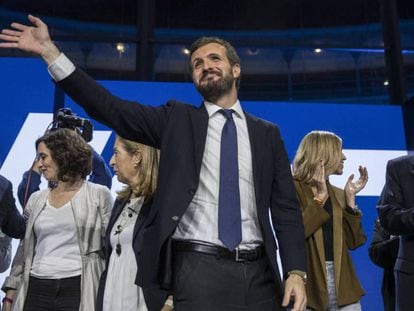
[172,216,179,221]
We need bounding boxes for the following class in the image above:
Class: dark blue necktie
[218,109,242,250]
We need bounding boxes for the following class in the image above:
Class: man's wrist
[41,41,61,65]
[287,270,307,284]
[47,53,76,82]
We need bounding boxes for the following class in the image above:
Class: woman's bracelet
[2,296,13,304]
[164,297,174,309]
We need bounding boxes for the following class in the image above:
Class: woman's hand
[311,160,328,203]
[2,289,16,311]
[344,165,368,208]
[161,295,174,311]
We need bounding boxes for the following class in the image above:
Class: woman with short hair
[2,128,113,311]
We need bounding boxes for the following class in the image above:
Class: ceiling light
[314,48,322,54]
[183,48,190,55]
[383,80,389,86]
[247,48,259,55]
[116,43,126,54]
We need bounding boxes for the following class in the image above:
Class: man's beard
[195,69,235,102]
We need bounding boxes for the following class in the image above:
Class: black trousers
[172,249,285,311]
[395,269,414,311]
[23,275,81,311]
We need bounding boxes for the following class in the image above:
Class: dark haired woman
[2,128,113,311]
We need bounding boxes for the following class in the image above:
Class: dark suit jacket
[295,180,366,310]
[377,155,414,311]
[96,197,168,311]
[58,68,306,302]
[368,218,399,311]
[0,175,25,239]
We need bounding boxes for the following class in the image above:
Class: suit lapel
[301,183,328,279]
[107,199,127,234]
[190,103,209,177]
[105,198,128,257]
[245,113,264,197]
[327,183,343,291]
[409,156,414,176]
[133,201,151,240]
[26,190,50,236]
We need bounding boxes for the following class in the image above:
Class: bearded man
[0,16,307,311]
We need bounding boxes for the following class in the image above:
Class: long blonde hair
[293,130,342,183]
[115,136,159,201]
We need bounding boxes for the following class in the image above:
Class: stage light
[116,43,126,54]
[247,48,259,56]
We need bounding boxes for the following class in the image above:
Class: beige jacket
[3,182,113,311]
[294,180,366,311]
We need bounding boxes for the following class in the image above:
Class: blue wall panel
[1,57,407,310]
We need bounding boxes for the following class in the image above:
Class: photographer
[17,108,112,208]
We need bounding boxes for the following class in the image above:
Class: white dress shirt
[172,101,263,249]
[47,54,263,250]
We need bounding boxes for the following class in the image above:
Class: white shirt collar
[204,100,244,120]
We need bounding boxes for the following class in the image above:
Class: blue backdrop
[1,57,407,310]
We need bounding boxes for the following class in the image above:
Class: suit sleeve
[17,170,41,208]
[0,233,12,273]
[1,195,35,292]
[0,181,25,239]
[89,149,112,189]
[98,187,114,237]
[343,207,366,250]
[2,238,25,292]
[58,68,171,149]
[270,128,306,273]
[368,218,399,269]
[377,159,414,235]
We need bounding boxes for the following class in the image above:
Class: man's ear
[232,64,241,79]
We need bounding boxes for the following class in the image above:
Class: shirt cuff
[47,53,76,82]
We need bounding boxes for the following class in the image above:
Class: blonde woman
[97,136,171,311]
[293,131,368,311]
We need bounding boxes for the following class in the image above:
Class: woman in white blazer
[2,128,113,311]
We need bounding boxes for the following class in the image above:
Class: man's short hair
[189,37,241,89]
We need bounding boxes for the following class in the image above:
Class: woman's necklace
[113,198,142,256]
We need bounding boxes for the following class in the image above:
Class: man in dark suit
[377,155,414,311]
[0,176,25,311]
[0,175,25,240]
[368,217,399,311]
[0,15,307,311]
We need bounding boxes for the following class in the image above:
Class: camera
[51,108,93,142]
